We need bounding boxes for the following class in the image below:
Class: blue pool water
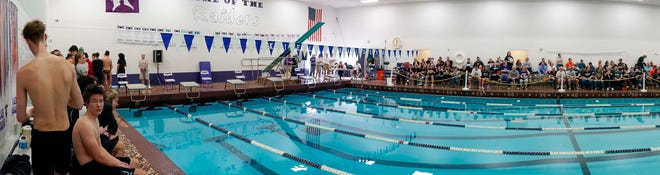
[120,88,660,175]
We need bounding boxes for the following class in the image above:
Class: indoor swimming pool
[119,88,660,175]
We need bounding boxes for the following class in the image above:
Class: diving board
[126,84,147,105]
[179,81,201,101]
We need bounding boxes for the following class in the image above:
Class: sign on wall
[106,0,140,13]
[1,0,19,135]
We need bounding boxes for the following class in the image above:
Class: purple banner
[240,38,248,54]
[267,41,275,55]
[222,37,231,53]
[204,36,214,53]
[307,44,314,55]
[106,0,140,13]
[282,42,290,52]
[160,33,173,50]
[255,40,262,54]
[184,34,194,52]
[295,43,302,56]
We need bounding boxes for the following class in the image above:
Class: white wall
[46,0,343,74]
[336,0,660,66]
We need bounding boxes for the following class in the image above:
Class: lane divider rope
[218,101,660,156]
[308,93,658,119]
[331,90,660,108]
[270,96,660,131]
[163,104,353,175]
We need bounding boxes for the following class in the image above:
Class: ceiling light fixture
[360,0,379,3]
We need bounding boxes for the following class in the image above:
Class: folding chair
[200,70,213,88]
[163,72,176,90]
[117,73,128,93]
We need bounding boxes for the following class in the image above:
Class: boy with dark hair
[72,85,145,175]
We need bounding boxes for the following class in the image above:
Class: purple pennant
[307,44,314,55]
[222,37,231,53]
[255,40,262,54]
[204,36,214,52]
[295,43,302,56]
[328,46,334,57]
[183,34,194,52]
[388,50,391,58]
[338,47,343,57]
[267,41,275,55]
[347,47,351,56]
[240,38,248,54]
[398,50,402,57]
[319,45,324,55]
[160,33,173,50]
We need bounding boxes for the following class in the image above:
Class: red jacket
[86,59,94,76]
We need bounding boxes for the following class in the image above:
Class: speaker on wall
[153,50,162,63]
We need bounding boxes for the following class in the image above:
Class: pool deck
[116,79,660,174]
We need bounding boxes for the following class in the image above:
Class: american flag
[308,7,322,42]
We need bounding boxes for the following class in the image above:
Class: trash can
[376,69,384,80]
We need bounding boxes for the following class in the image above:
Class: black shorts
[101,135,120,153]
[31,129,72,175]
[76,157,133,175]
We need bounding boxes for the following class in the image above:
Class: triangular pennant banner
[222,37,231,53]
[184,34,195,52]
[362,48,367,56]
[382,49,385,56]
[355,48,359,56]
[398,50,402,57]
[338,47,343,57]
[267,41,275,55]
[160,33,173,50]
[204,36,214,53]
[369,49,373,55]
[240,38,248,54]
[255,40,262,54]
[407,50,411,58]
[282,42,290,51]
[295,43,302,56]
[319,45,325,56]
[416,50,419,57]
[307,44,314,55]
[347,47,351,56]
[329,46,334,57]
[388,50,391,58]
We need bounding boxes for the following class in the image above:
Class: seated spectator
[508,67,520,89]
[72,85,146,175]
[565,58,575,68]
[99,90,125,156]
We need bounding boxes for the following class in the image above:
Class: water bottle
[18,135,28,155]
